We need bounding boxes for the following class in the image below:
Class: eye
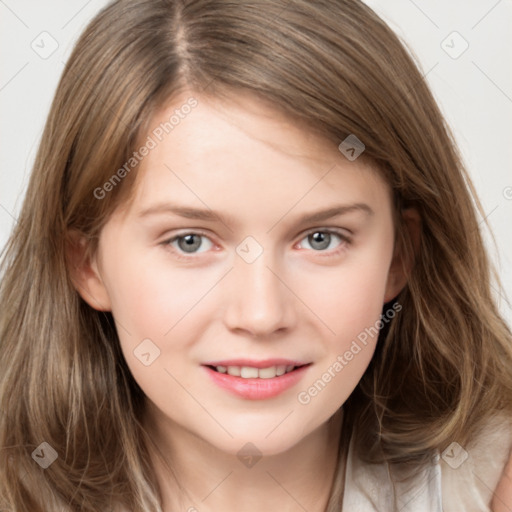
[297,229,350,254]
[161,228,350,259]
[164,232,214,255]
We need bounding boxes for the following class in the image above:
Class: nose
[223,248,297,338]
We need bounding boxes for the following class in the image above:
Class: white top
[100,413,512,512]
[342,413,512,511]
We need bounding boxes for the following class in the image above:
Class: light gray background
[1,0,511,324]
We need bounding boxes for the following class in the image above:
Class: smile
[209,364,299,379]
[202,360,312,400]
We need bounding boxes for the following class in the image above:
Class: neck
[144,407,345,512]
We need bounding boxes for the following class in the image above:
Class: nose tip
[223,254,296,338]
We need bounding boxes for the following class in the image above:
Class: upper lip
[202,358,310,368]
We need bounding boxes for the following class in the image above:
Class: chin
[201,422,310,459]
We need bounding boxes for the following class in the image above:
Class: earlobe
[384,207,421,303]
[65,231,112,312]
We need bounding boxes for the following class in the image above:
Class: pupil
[179,234,201,252]
[310,232,330,250]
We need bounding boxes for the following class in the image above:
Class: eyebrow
[137,202,374,228]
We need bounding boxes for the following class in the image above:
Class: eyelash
[161,228,352,261]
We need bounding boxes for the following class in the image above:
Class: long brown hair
[1,0,511,510]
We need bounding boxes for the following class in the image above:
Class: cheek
[103,252,226,394]
[103,257,210,397]
[338,264,388,336]
[300,240,392,390]
[308,248,392,342]
[296,259,390,415]
[105,251,218,336]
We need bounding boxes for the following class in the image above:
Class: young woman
[1,0,511,510]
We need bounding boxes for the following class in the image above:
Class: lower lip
[203,365,310,400]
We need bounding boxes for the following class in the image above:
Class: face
[78,90,404,456]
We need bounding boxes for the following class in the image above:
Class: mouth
[205,363,308,379]
[201,360,312,400]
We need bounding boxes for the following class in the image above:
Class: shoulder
[341,413,512,511]
[440,412,512,512]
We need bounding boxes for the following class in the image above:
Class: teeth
[226,366,240,376]
[240,366,259,378]
[258,366,278,379]
[217,365,298,378]
[276,365,286,376]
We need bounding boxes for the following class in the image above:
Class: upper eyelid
[301,226,352,238]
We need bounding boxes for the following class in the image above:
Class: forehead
[122,91,391,220]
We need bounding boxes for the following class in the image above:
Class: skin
[72,90,419,511]
[492,450,512,512]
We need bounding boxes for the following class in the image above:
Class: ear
[384,207,421,302]
[65,230,112,311]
